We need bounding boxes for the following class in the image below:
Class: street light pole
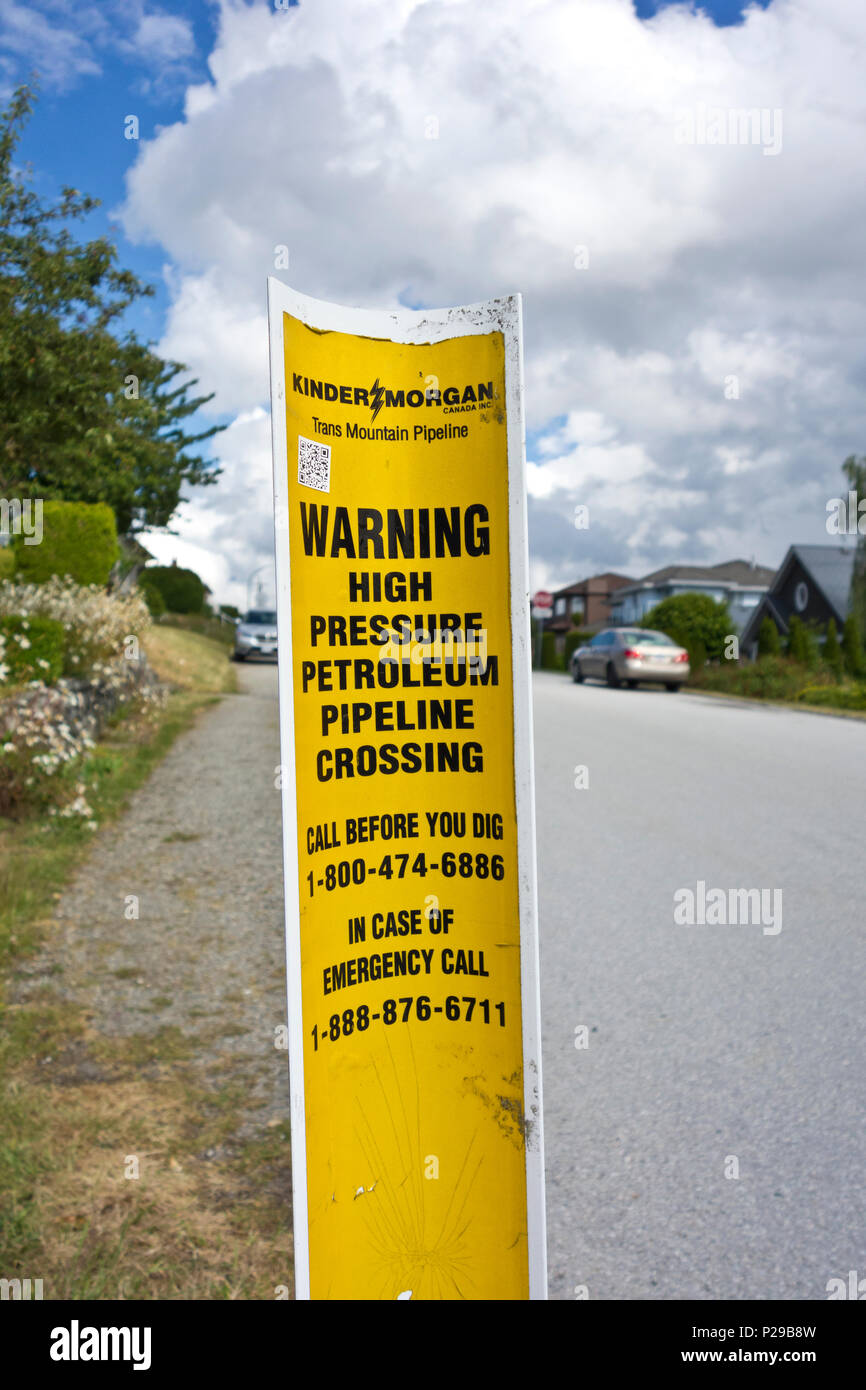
[246,562,272,612]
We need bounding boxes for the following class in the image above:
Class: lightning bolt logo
[369,378,385,422]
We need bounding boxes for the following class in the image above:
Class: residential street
[535,671,866,1300]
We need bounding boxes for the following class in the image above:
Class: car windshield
[625,630,674,646]
[244,611,277,625]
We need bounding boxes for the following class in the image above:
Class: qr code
[298,434,331,492]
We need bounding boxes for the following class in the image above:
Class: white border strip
[266,279,547,1300]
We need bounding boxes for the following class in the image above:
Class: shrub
[138,577,166,618]
[0,614,65,685]
[564,630,585,667]
[640,592,732,662]
[0,575,151,678]
[787,615,820,666]
[11,500,118,586]
[143,564,206,615]
[0,546,14,580]
[796,683,866,711]
[693,654,817,702]
[0,682,95,818]
[823,619,844,679]
[0,657,165,819]
[541,631,561,670]
[757,617,781,657]
[842,615,865,678]
[685,637,707,673]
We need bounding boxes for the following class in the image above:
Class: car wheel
[606,662,621,689]
[233,651,246,662]
[626,679,638,689]
[573,660,584,684]
[665,682,680,692]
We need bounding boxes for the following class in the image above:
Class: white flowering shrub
[0,681,97,817]
[0,576,151,678]
[0,580,164,819]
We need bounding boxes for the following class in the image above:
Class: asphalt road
[535,671,866,1300]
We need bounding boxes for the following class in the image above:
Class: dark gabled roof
[740,543,859,647]
[621,559,776,590]
[552,572,633,598]
[740,592,791,649]
[783,543,857,622]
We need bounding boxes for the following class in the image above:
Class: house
[740,544,858,658]
[545,573,634,654]
[609,559,775,633]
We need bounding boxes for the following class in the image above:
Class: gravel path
[15,662,289,1135]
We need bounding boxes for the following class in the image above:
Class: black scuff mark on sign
[463,1073,526,1149]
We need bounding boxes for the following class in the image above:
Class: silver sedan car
[233,609,278,661]
[570,628,690,691]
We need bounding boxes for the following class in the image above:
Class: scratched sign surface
[270,287,541,1300]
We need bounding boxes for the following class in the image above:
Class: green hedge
[563,629,594,667]
[143,565,207,615]
[11,501,118,586]
[541,631,563,670]
[797,683,866,711]
[138,577,167,618]
[0,546,14,580]
[0,614,65,685]
[757,617,781,656]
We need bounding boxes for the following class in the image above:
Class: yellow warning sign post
[268,283,546,1300]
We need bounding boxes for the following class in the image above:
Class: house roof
[783,543,857,622]
[740,543,859,648]
[552,572,634,598]
[615,559,776,594]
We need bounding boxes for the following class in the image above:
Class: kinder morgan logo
[292,373,494,421]
[50,1321,152,1371]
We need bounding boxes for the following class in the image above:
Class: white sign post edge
[266,279,548,1301]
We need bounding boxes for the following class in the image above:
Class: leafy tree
[639,592,732,662]
[787,615,807,662]
[823,618,843,679]
[757,616,781,657]
[842,614,865,678]
[842,455,866,641]
[0,84,223,536]
[787,614,819,666]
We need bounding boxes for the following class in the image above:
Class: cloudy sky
[4,0,864,607]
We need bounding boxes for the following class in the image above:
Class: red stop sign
[532,590,553,610]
